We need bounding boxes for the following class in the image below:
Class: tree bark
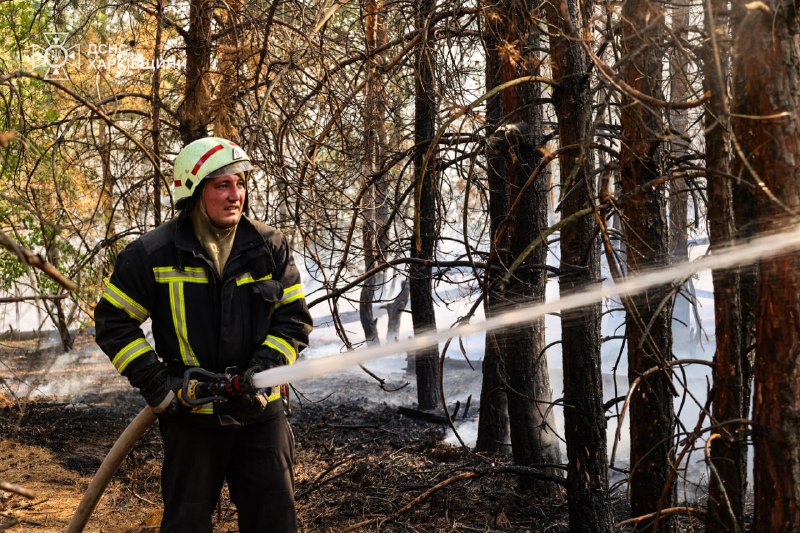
[544,0,613,525]
[151,0,164,227]
[702,2,748,530]
[619,0,676,529]
[178,0,213,144]
[477,0,561,490]
[731,2,800,529]
[212,0,243,141]
[383,280,409,342]
[668,0,691,337]
[729,0,757,431]
[359,0,389,346]
[475,0,511,454]
[410,0,439,410]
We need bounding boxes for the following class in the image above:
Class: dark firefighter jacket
[94,214,313,427]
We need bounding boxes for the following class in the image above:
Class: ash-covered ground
[0,337,587,532]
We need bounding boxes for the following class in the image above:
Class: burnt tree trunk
[359,0,389,346]
[544,0,613,525]
[152,0,164,227]
[475,0,511,454]
[702,2,748,531]
[619,0,676,529]
[668,1,691,337]
[41,229,72,351]
[212,0,243,141]
[476,0,561,490]
[410,0,439,410]
[729,0,757,427]
[383,280,409,342]
[178,0,212,144]
[732,2,800,529]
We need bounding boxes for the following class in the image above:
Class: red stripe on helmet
[191,144,224,175]
[174,180,182,187]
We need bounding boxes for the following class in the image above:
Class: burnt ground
[0,338,710,532]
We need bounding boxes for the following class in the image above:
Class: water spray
[253,224,800,390]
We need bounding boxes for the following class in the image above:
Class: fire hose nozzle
[181,367,229,406]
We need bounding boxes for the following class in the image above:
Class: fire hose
[67,368,286,532]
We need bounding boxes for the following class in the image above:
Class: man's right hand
[222,365,272,415]
[222,365,263,396]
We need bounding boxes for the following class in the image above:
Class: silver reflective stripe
[169,280,200,367]
[112,337,152,373]
[236,272,273,286]
[152,390,174,413]
[263,335,297,365]
[276,283,304,308]
[102,279,149,323]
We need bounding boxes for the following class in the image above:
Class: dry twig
[0,481,34,500]
[615,507,698,529]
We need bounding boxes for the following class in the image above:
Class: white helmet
[172,137,253,207]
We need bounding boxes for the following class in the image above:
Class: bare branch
[0,231,77,292]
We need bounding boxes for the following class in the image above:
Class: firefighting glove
[242,364,264,395]
[150,376,190,416]
[229,391,270,416]
[224,363,268,396]
[225,363,271,415]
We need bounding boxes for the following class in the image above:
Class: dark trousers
[158,412,296,533]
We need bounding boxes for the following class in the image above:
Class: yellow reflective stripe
[112,337,152,373]
[236,272,273,286]
[267,389,281,403]
[264,335,297,365]
[102,279,149,322]
[153,266,209,284]
[152,268,202,367]
[191,403,214,414]
[276,283,304,308]
[169,281,200,367]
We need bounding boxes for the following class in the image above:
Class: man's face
[203,173,246,228]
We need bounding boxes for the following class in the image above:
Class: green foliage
[0,249,29,289]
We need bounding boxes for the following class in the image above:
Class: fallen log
[397,406,449,424]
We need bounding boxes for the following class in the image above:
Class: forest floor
[0,338,707,532]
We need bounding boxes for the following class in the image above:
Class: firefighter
[94,137,312,532]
